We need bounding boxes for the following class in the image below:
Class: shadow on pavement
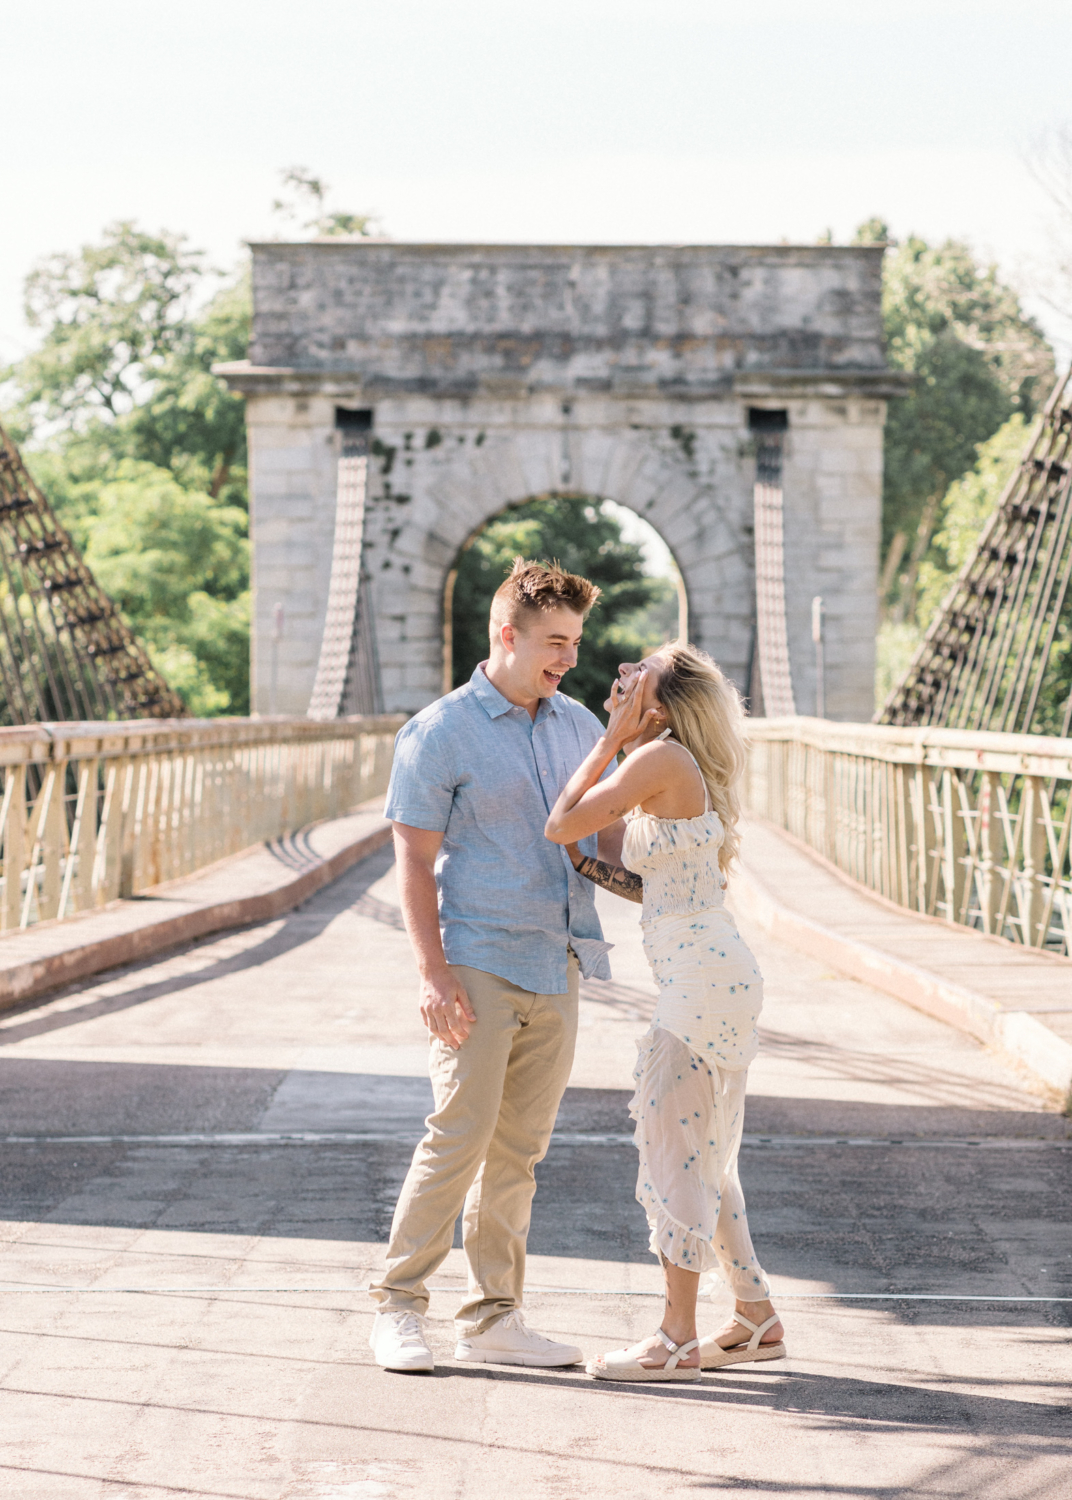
[441,1360,1072,1441]
[0,843,399,1049]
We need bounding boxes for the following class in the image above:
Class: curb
[0,820,393,1012]
[731,859,1072,1098]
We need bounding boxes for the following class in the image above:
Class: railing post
[21,763,63,927]
[119,759,140,900]
[0,765,26,932]
[977,771,1004,935]
[1020,777,1048,947]
[63,757,98,917]
[907,763,927,913]
[937,770,965,924]
[892,762,910,907]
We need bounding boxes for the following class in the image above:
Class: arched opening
[442,493,688,716]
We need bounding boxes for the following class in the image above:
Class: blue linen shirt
[384,663,613,994]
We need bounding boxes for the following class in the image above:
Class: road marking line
[0,1286,1068,1301]
[1,1132,1068,1149]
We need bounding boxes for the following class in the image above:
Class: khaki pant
[369,955,579,1334]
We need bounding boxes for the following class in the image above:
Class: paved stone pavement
[0,843,1069,1499]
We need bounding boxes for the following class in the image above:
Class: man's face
[499,607,585,700]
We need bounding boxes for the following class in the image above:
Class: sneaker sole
[454,1346,583,1368]
[376,1356,435,1373]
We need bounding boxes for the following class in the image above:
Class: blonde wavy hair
[652,641,748,874]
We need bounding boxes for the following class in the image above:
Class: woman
[545,642,785,1382]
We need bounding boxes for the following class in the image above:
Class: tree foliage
[18,223,204,426]
[451,496,678,718]
[272,166,379,239]
[3,170,379,718]
[861,223,1054,621]
[4,222,252,715]
[877,411,1071,733]
[914,413,1028,623]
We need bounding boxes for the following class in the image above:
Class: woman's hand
[606,668,659,752]
[545,675,659,846]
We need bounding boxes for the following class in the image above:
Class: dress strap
[656,729,711,812]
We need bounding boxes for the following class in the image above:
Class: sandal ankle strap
[657,1328,699,1370]
[739,1313,779,1351]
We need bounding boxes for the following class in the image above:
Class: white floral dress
[622,756,770,1295]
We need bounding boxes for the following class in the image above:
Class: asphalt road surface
[1,842,1069,1499]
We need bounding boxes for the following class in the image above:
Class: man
[369,558,622,1372]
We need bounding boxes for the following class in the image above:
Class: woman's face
[606,651,666,722]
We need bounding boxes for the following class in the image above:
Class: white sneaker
[454,1309,583,1367]
[369,1309,434,1372]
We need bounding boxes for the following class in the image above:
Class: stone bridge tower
[218,242,901,720]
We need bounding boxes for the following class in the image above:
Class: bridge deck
[0,823,1068,1497]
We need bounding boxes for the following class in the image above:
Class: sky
[3,0,1072,372]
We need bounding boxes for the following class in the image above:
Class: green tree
[5,170,378,718]
[451,496,678,717]
[5,222,253,714]
[55,460,251,717]
[16,222,204,426]
[272,166,379,238]
[880,412,1071,733]
[855,223,1054,621]
[118,271,251,500]
[915,413,1028,622]
[13,222,251,498]
[874,413,1033,713]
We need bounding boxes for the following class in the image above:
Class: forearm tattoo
[574,855,644,904]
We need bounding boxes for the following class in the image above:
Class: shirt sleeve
[384,716,457,833]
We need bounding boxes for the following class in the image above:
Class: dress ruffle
[630,1027,722,1272]
[630,1025,771,1295]
[624,810,727,918]
[626,807,726,854]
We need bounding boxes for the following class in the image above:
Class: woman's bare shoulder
[623,739,697,784]
[627,739,676,762]
[629,739,692,767]
[625,738,705,817]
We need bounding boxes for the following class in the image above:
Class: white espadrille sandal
[587,1328,701,1382]
[698,1312,785,1370]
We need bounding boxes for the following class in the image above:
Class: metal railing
[745,717,1072,956]
[0,715,404,930]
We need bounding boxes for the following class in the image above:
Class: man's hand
[419,968,477,1050]
[393,823,478,1050]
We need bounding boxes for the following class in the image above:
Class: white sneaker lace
[495,1310,554,1346]
[385,1311,429,1348]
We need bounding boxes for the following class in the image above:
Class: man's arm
[392,823,476,1049]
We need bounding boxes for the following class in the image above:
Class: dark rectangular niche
[335,407,374,431]
[748,408,789,432]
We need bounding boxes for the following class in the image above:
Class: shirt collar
[470,662,565,720]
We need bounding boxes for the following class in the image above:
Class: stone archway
[439,491,690,697]
[219,240,904,721]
